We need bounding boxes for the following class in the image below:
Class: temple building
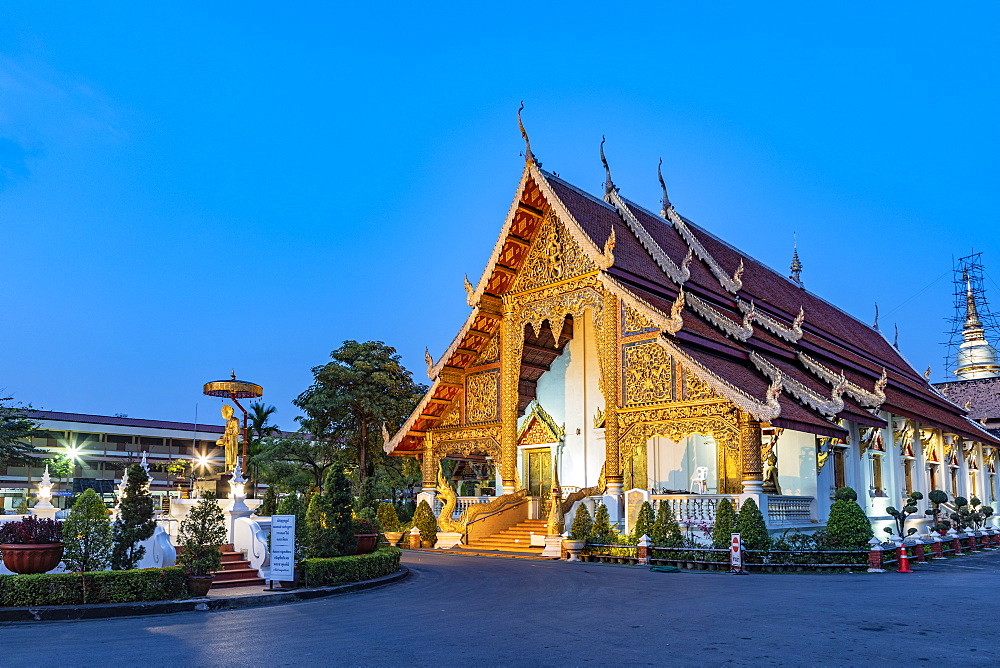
[386,129,1000,553]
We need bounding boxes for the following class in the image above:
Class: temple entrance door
[525,447,552,515]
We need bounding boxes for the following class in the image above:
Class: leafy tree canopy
[0,397,39,466]
[293,340,425,482]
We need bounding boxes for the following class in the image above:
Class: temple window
[903,459,914,495]
[869,453,885,497]
[833,448,846,490]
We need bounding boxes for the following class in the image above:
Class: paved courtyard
[4,549,999,666]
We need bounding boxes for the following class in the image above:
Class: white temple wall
[646,434,717,493]
[776,428,818,498]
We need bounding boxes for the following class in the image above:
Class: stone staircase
[175,544,265,589]
[463,519,548,555]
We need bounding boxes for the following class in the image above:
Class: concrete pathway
[2,549,998,665]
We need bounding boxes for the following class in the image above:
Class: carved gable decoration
[517,401,564,446]
[474,334,500,366]
[466,370,499,424]
[682,365,718,401]
[622,340,674,406]
[440,398,461,427]
[621,303,659,338]
[511,211,596,293]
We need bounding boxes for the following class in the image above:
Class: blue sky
[1,2,997,428]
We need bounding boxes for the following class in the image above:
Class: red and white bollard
[897,544,913,573]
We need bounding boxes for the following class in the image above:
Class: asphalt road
[3,549,998,666]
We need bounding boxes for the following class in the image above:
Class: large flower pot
[187,575,214,597]
[0,543,64,574]
[420,540,434,549]
[354,533,378,555]
[562,539,586,562]
[383,531,403,547]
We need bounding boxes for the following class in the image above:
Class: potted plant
[0,516,64,574]
[413,499,437,548]
[176,492,227,597]
[563,505,591,561]
[353,517,380,555]
[377,502,403,546]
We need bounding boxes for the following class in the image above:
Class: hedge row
[300,547,401,587]
[0,567,188,607]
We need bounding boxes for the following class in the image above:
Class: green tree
[413,499,437,545]
[111,464,156,570]
[650,502,683,547]
[885,491,922,540]
[588,503,616,545]
[246,402,279,493]
[735,498,771,551]
[0,397,39,466]
[256,486,279,517]
[711,498,738,548]
[294,340,426,483]
[276,491,308,560]
[376,502,401,532]
[305,491,336,558]
[925,489,950,533]
[568,504,592,541]
[254,433,343,491]
[325,466,355,556]
[630,501,655,544]
[177,491,227,576]
[62,489,113,572]
[825,486,873,549]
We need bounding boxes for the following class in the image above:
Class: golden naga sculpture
[435,463,531,534]
[217,404,241,471]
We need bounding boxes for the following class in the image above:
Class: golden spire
[600,135,615,201]
[789,234,803,286]
[517,101,535,165]
[658,158,670,218]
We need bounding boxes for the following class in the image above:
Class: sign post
[269,514,296,590]
[730,533,747,574]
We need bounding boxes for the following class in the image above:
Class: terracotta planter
[0,543,64,574]
[187,575,214,597]
[383,531,403,547]
[354,533,378,555]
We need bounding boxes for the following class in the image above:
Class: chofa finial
[893,324,899,349]
[789,233,803,286]
[600,135,615,201]
[658,158,670,218]
[873,303,880,331]
[518,102,535,165]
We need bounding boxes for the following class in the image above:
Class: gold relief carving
[621,303,658,338]
[466,370,499,424]
[622,340,673,406]
[440,398,461,427]
[474,334,500,365]
[520,286,603,341]
[512,211,596,293]
[520,420,558,446]
[683,365,718,401]
[517,401,564,445]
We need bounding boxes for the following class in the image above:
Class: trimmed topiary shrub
[276,491,308,560]
[0,567,187,606]
[111,464,156,570]
[711,498,738,548]
[630,501,655,544]
[885,491,922,540]
[651,502,683,547]
[568,504,592,541]
[62,488,113,573]
[413,499,437,545]
[588,503,616,545]
[300,548,402,587]
[325,467,355,556]
[825,486,873,549]
[376,502,401,533]
[926,489,950,533]
[176,492,227,576]
[735,498,770,550]
[306,492,336,558]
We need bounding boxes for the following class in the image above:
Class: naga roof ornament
[600,135,617,200]
[750,352,845,418]
[517,101,536,165]
[657,158,670,218]
[737,301,805,343]
[796,352,887,409]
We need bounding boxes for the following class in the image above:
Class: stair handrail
[464,498,528,544]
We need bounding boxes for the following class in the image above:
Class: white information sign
[270,515,296,582]
[730,533,744,573]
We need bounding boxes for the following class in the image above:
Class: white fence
[433,496,493,519]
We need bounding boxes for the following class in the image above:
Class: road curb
[0,566,410,623]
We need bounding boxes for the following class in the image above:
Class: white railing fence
[433,496,493,519]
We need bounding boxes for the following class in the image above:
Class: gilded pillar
[421,432,436,494]
[598,293,623,493]
[739,410,764,495]
[499,303,522,493]
[604,409,623,494]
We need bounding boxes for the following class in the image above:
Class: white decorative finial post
[140,451,150,474]
[30,464,59,520]
[224,456,252,544]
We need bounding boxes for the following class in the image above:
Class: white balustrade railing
[233,516,271,578]
[433,496,493,519]
[767,496,815,525]
[651,494,742,525]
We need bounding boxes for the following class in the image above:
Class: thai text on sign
[270,515,296,581]
[730,533,743,571]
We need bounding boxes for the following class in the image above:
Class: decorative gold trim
[663,204,744,294]
[797,352,887,409]
[749,351,844,418]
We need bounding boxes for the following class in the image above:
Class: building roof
[388,157,1000,452]
[934,377,1000,424]
[27,411,225,434]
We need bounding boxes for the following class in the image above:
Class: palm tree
[246,402,278,496]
